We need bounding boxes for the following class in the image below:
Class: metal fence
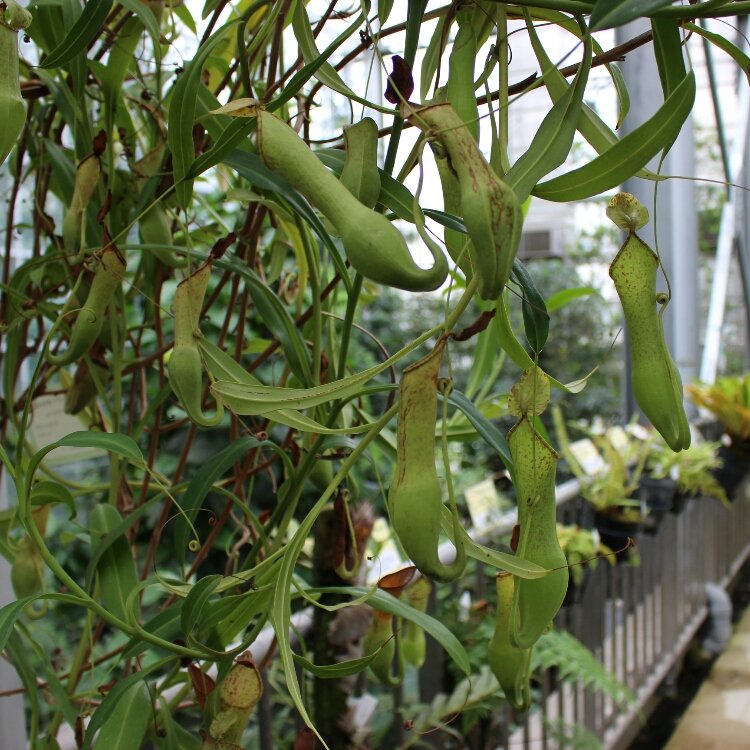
[497,480,750,750]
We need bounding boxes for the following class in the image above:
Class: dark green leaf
[84,680,151,750]
[448,391,513,472]
[651,18,687,98]
[533,71,695,202]
[505,17,592,203]
[512,260,550,354]
[39,0,112,68]
[168,23,237,209]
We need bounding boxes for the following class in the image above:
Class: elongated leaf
[85,680,151,750]
[293,650,380,679]
[27,432,143,498]
[85,498,158,591]
[89,505,139,623]
[40,0,112,68]
[545,286,597,312]
[533,71,696,202]
[439,508,551,578]
[0,598,29,653]
[324,587,471,676]
[496,293,591,393]
[168,23,236,208]
[292,3,357,99]
[523,12,652,177]
[420,14,448,100]
[651,18,687,98]
[591,0,677,31]
[686,22,750,86]
[181,575,222,636]
[82,658,175,750]
[513,259,550,354]
[122,602,183,659]
[448,391,513,471]
[505,17,592,203]
[211,328,434,414]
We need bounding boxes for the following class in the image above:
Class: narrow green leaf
[293,650,380,679]
[591,0,677,31]
[86,680,151,750]
[82,658,175,750]
[685,22,750,86]
[0,598,30,653]
[545,286,597,312]
[325,587,472,676]
[513,259,550,354]
[420,14,448,100]
[211,328,433,414]
[533,71,696,202]
[651,18,687,98]
[59,431,142,462]
[168,23,237,209]
[181,575,222,636]
[438,510,551,578]
[448,391,513,472]
[39,0,112,68]
[89,505,139,623]
[291,2,357,99]
[496,293,591,394]
[122,603,183,659]
[505,15,592,203]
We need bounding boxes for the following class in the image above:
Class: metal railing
[497,480,750,750]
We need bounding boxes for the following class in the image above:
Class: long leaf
[685,22,750,86]
[323,587,472,676]
[448,391,513,471]
[89,505,139,623]
[590,0,677,30]
[505,15,592,203]
[83,677,156,750]
[168,23,237,209]
[40,0,112,69]
[533,71,696,202]
[211,328,434,414]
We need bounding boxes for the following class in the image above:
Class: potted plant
[687,376,750,495]
[553,408,647,563]
[645,436,729,512]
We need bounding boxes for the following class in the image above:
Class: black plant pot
[713,437,750,498]
[594,512,640,564]
[636,476,679,525]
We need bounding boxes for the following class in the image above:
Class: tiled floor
[665,607,750,749]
